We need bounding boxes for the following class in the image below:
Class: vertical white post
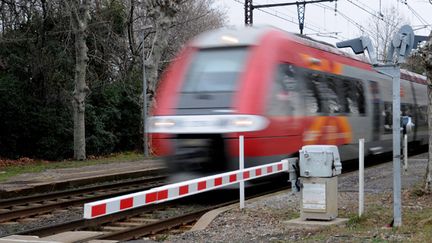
[403,134,408,173]
[392,69,402,227]
[239,135,245,209]
[359,138,364,217]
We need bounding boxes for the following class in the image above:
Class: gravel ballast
[137,153,430,242]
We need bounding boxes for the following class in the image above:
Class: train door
[369,81,381,141]
[409,82,418,141]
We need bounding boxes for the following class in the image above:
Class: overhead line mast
[244,0,336,35]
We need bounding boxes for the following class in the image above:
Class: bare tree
[144,0,182,98]
[118,0,225,103]
[422,32,432,192]
[68,0,90,160]
[119,0,226,154]
[367,7,408,62]
[164,0,225,60]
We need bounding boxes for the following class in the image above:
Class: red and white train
[147,26,428,175]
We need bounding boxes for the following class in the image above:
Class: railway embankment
[0,158,164,198]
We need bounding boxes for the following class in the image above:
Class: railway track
[2,150,426,242]
[0,171,166,224]
[7,182,289,242]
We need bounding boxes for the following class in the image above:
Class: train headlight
[147,115,269,134]
[232,118,254,126]
[148,117,177,131]
[228,115,269,132]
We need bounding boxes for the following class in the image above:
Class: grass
[303,190,432,243]
[0,151,147,182]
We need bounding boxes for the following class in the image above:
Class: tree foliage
[0,0,225,160]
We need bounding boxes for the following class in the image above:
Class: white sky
[214,0,432,45]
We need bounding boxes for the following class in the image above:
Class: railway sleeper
[102,226,130,232]
[129,218,159,223]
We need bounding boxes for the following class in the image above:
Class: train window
[324,77,344,114]
[417,105,428,127]
[267,64,300,116]
[369,81,381,140]
[182,48,248,92]
[304,73,323,114]
[304,72,350,114]
[401,103,412,117]
[343,79,366,115]
[354,81,366,114]
[304,72,368,115]
[383,102,392,132]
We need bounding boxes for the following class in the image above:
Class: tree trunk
[70,0,90,160]
[424,34,432,192]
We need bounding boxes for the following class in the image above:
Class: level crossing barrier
[83,158,297,219]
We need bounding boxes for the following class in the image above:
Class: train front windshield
[182,48,248,93]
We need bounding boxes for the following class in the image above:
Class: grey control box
[299,145,342,177]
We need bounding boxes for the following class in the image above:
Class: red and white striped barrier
[83,159,294,219]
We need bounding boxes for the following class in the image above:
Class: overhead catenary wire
[346,0,389,24]
[316,2,376,37]
[233,0,321,33]
[402,1,431,30]
[262,0,335,35]
[233,0,431,42]
[232,0,346,40]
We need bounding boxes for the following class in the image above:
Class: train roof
[401,69,428,85]
[191,26,428,85]
[191,26,369,61]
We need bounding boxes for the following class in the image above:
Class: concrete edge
[284,217,349,228]
[190,204,237,231]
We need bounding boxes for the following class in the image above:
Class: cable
[232,0,344,40]
[262,0,330,33]
[317,2,375,37]
[402,2,431,30]
[347,0,383,21]
[346,0,393,27]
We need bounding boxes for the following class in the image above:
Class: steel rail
[0,175,166,223]
[16,203,175,237]
[0,168,166,208]
[98,202,234,241]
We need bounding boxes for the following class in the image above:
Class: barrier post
[239,135,245,209]
[403,134,408,174]
[359,138,364,217]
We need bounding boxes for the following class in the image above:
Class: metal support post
[239,135,245,209]
[297,1,306,35]
[403,134,408,173]
[359,138,364,217]
[335,25,426,228]
[245,0,253,26]
[392,67,402,227]
[142,32,148,157]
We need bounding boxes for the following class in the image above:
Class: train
[147,26,428,176]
